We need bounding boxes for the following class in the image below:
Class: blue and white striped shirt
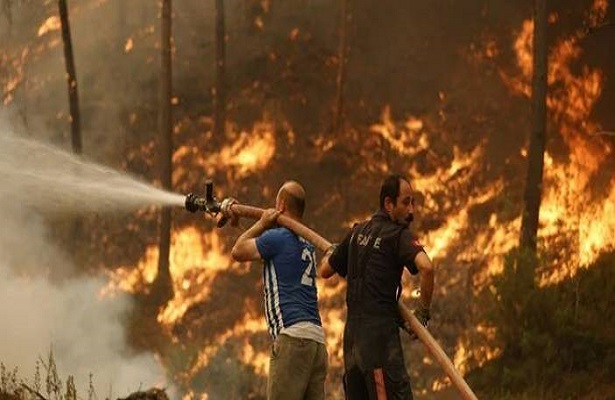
[256,227,322,339]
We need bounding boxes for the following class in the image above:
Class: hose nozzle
[185,180,221,214]
[185,193,205,212]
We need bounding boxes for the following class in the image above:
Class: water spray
[0,133,185,213]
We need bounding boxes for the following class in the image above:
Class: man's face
[389,179,414,225]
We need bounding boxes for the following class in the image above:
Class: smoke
[0,203,170,397]
[0,119,172,397]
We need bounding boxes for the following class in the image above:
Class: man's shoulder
[259,227,297,246]
[262,226,288,236]
[268,226,295,239]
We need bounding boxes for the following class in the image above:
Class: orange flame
[104,227,234,326]
[125,38,134,53]
[159,228,233,326]
[186,313,268,378]
[173,120,277,183]
[370,106,429,156]
[37,16,61,37]
[499,0,614,284]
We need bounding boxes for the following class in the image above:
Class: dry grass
[0,350,94,400]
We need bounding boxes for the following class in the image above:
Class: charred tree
[58,0,84,266]
[520,0,548,256]
[213,0,226,137]
[333,0,350,135]
[58,0,81,154]
[153,0,174,305]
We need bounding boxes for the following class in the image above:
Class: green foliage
[471,250,615,398]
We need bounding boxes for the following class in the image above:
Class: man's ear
[384,197,394,212]
[277,199,286,213]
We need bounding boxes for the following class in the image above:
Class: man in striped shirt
[231,181,327,400]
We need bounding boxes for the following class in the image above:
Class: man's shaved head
[276,180,306,218]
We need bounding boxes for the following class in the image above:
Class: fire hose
[185,181,478,400]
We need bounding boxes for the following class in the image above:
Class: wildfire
[498,0,614,284]
[88,1,614,397]
[104,227,234,327]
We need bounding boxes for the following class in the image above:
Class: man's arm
[318,250,336,279]
[231,209,279,262]
[319,229,353,279]
[414,251,434,311]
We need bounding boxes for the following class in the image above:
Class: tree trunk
[154,0,173,304]
[333,0,350,135]
[58,0,84,267]
[520,0,548,255]
[58,0,82,154]
[213,0,226,137]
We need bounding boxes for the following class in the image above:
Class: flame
[411,145,484,209]
[497,0,615,284]
[159,228,233,326]
[321,308,346,368]
[2,47,29,106]
[579,184,615,265]
[289,28,300,41]
[370,106,429,156]
[453,325,501,375]
[186,313,268,377]
[125,38,134,53]
[103,245,158,295]
[502,3,609,171]
[173,120,277,183]
[104,227,233,326]
[37,16,61,37]
[587,0,609,27]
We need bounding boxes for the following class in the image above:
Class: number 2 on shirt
[301,248,316,287]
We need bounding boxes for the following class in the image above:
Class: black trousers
[342,318,413,400]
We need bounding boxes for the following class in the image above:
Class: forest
[1,0,614,399]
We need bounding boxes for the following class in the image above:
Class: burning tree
[1,0,614,399]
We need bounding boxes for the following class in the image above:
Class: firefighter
[319,174,434,399]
